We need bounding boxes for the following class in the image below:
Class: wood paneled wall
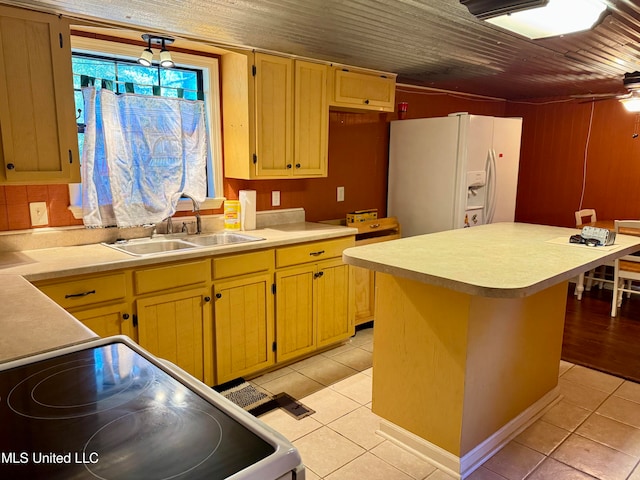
[506,98,640,227]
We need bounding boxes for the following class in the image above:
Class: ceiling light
[138,35,154,67]
[159,38,174,68]
[137,34,175,68]
[461,0,607,40]
[621,93,640,113]
[138,48,153,67]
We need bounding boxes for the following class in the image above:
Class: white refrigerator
[387,113,522,237]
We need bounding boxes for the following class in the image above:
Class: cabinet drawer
[213,250,274,280]
[37,273,127,309]
[276,236,355,268]
[134,260,209,295]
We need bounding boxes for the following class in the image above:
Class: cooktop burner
[0,338,284,479]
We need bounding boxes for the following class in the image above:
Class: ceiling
[4,0,640,100]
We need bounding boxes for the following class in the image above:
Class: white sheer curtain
[82,87,207,228]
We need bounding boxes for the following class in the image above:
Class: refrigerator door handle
[485,149,498,224]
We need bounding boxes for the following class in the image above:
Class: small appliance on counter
[0,336,305,479]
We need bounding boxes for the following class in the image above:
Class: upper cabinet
[329,67,396,112]
[221,51,328,180]
[0,5,80,184]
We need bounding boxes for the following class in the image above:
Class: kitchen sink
[183,232,264,247]
[103,232,264,256]
[103,238,199,256]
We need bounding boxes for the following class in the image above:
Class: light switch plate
[29,202,49,226]
[271,191,281,207]
[337,186,345,202]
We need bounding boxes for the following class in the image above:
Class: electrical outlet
[29,202,49,226]
[271,191,281,207]
[337,186,345,202]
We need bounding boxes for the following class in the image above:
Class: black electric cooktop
[0,337,289,479]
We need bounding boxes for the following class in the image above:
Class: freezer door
[491,117,522,223]
[388,117,461,236]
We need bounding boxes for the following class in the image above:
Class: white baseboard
[376,387,562,479]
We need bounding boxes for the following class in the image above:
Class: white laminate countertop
[0,222,357,282]
[0,222,356,363]
[342,222,640,298]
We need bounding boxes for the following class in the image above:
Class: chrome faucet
[182,194,202,234]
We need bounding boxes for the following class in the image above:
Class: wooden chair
[574,209,613,298]
[575,209,597,226]
[611,220,640,316]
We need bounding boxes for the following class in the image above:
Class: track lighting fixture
[138,34,175,68]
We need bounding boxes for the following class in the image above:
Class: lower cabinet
[136,287,213,386]
[213,273,274,384]
[34,235,355,386]
[72,303,134,339]
[275,257,354,363]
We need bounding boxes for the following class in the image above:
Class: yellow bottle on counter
[224,200,241,230]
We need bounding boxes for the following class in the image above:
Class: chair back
[575,209,597,227]
[614,220,640,237]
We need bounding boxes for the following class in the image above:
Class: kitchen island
[342,222,640,479]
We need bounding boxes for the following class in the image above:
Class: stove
[0,336,304,479]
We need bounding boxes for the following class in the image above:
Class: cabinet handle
[364,99,370,105]
[204,296,211,302]
[64,289,96,298]
[314,271,325,279]
[6,163,15,170]
[215,293,222,299]
[309,250,325,257]
[122,313,130,320]
[369,223,381,229]
[286,164,292,169]
[295,163,301,168]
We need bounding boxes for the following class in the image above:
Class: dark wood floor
[563,284,640,383]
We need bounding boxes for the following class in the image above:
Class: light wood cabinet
[34,272,134,337]
[221,51,328,179]
[350,217,401,325]
[213,273,274,383]
[73,303,133,339]
[137,287,213,385]
[275,264,316,362]
[329,66,396,113]
[275,237,355,362]
[34,235,355,383]
[212,249,275,384]
[0,5,79,184]
[134,260,213,385]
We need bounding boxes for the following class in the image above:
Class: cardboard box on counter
[347,209,378,223]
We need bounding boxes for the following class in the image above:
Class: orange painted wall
[506,98,640,227]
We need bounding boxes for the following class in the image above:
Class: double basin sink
[103,232,264,256]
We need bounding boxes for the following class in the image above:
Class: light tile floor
[251,326,640,479]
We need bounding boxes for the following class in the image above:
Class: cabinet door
[254,53,293,177]
[317,260,354,348]
[294,61,328,177]
[331,68,396,112]
[275,264,316,362]
[137,288,213,385]
[0,6,79,184]
[213,273,274,384]
[352,265,375,325]
[73,303,134,339]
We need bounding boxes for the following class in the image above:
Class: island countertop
[342,222,640,298]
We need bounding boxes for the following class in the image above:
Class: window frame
[67,35,225,218]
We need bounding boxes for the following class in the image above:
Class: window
[68,34,224,218]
